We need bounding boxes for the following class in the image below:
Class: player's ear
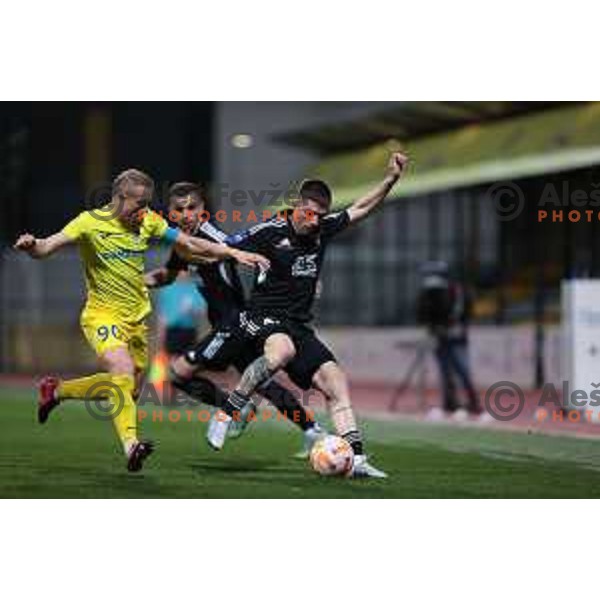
[289,197,304,209]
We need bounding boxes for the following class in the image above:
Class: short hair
[112,169,155,199]
[167,182,206,206]
[300,179,332,211]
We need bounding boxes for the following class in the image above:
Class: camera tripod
[388,337,435,413]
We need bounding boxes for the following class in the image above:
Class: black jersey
[226,211,351,323]
[166,221,245,327]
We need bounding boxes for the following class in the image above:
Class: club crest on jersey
[292,254,318,277]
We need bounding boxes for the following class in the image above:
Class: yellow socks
[109,374,137,454]
[57,373,115,400]
[57,372,137,454]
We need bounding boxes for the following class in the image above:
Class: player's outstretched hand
[228,248,271,271]
[388,152,409,178]
[13,233,37,252]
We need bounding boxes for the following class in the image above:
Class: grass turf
[1,385,600,498]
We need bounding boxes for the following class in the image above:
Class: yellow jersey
[62,208,176,322]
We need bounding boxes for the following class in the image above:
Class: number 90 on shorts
[80,310,148,370]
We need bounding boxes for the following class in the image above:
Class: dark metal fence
[318,165,600,328]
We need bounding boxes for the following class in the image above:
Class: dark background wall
[0,102,214,242]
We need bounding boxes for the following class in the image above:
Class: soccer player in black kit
[144,183,324,455]
[207,152,409,478]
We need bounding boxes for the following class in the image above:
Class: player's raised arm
[172,230,270,270]
[346,152,409,224]
[13,232,73,259]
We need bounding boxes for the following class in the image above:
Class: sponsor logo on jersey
[98,248,145,260]
[291,254,318,277]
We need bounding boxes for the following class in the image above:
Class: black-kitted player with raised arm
[144,183,325,455]
[206,152,409,478]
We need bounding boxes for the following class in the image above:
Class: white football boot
[424,406,446,422]
[351,455,388,479]
[477,410,495,424]
[206,411,232,450]
[452,408,469,423]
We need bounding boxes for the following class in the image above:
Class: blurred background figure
[417,261,480,421]
[149,272,206,401]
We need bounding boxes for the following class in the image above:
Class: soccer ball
[310,435,354,476]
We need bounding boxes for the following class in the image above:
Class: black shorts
[165,327,197,355]
[239,311,337,390]
[184,324,259,373]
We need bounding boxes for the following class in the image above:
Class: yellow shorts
[80,309,148,371]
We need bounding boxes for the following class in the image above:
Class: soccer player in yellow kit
[14,169,268,472]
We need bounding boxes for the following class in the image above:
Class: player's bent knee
[314,361,346,389]
[265,334,296,367]
[101,347,135,376]
[169,362,193,388]
[170,355,196,380]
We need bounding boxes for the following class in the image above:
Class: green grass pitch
[2,384,600,498]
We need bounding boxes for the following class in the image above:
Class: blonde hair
[112,168,155,199]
